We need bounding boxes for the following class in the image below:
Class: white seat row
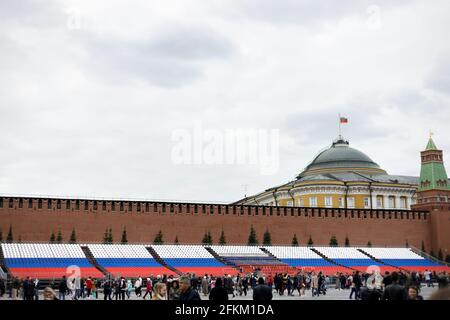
[152,245,214,259]
[360,247,424,259]
[87,244,153,258]
[263,246,324,259]
[209,246,267,257]
[1,243,85,258]
[314,247,369,259]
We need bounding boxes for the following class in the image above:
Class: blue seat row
[280,259,335,267]
[5,258,93,268]
[95,258,162,267]
[333,259,382,267]
[163,258,224,267]
[381,259,442,267]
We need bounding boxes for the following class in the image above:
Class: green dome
[298,137,386,178]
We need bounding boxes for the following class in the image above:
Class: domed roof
[297,137,386,178]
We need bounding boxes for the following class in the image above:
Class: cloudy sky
[1,0,449,203]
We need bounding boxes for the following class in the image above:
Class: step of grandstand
[356,248,402,272]
[204,247,240,271]
[80,246,109,276]
[264,246,351,275]
[313,247,393,273]
[87,244,176,278]
[151,245,236,276]
[358,247,450,272]
[145,246,181,275]
[0,244,10,275]
[1,243,103,279]
[209,245,294,274]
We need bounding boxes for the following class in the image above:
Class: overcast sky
[1,0,449,203]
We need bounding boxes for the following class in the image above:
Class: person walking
[382,272,407,301]
[58,276,68,300]
[179,276,201,301]
[253,277,272,301]
[143,278,153,299]
[209,278,228,301]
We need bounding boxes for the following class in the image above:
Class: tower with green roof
[413,135,450,259]
[418,136,450,192]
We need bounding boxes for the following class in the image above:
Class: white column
[406,196,411,209]
[383,195,388,209]
[395,195,401,209]
[371,193,378,209]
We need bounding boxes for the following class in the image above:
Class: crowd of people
[0,269,448,301]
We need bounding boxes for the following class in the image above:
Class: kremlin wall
[0,137,449,258]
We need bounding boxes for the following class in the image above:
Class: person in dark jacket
[179,276,201,301]
[58,276,68,300]
[253,277,273,301]
[382,272,407,301]
[209,278,229,301]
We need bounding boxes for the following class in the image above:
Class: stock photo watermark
[171,122,280,175]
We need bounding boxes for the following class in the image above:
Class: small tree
[219,230,226,245]
[202,232,210,245]
[49,231,56,243]
[263,229,271,246]
[421,240,426,253]
[56,230,62,244]
[329,235,338,247]
[69,228,77,244]
[247,225,258,246]
[174,235,179,244]
[367,241,372,247]
[153,230,163,244]
[292,234,299,246]
[344,236,350,247]
[438,249,443,261]
[307,235,313,246]
[0,228,3,242]
[446,254,450,263]
[121,227,128,244]
[207,231,213,244]
[6,225,13,243]
[18,235,22,243]
[103,228,109,244]
[107,228,113,244]
[430,250,436,258]
[405,239,409,248]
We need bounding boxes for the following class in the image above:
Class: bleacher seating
[313,247,390,273]
[360,247,449,272]
[264,246,349,275]
[210,246,294,274]
[151,245,236,276]
[1,243,103,279]
[87,244,174,277]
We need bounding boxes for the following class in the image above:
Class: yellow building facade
[236,136,418,210]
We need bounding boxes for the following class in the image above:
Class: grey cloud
[70,25,235,87]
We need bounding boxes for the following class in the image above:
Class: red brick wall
[0,197,432,250]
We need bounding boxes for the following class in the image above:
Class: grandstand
[0,243,448,280]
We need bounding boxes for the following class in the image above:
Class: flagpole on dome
[338,113,342,139]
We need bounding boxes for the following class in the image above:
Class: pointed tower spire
[418,135,450,192]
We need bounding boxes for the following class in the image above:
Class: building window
[128,202,132,211]
[338,197,344,208]
[29,199,33,208]
[19,198,23,208]
[75,200,79,210]
[347,197,355,208]
[57,199,61,209]
[84,201,89,210]
[388,196,395,209]
[120,202,124,211]
[287,200,293,207]
[324,196,332,208]
[0,198,3,208]
[364,197,370,209]
[111,202,115,211]
[376,197,383,209]
[298,198,304,207]
[102,201,107,211]
[400,197,407,209]
[66,201,71,210]
[9,198,14,208]
[137,203,141,212]
[309,197,317,207]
